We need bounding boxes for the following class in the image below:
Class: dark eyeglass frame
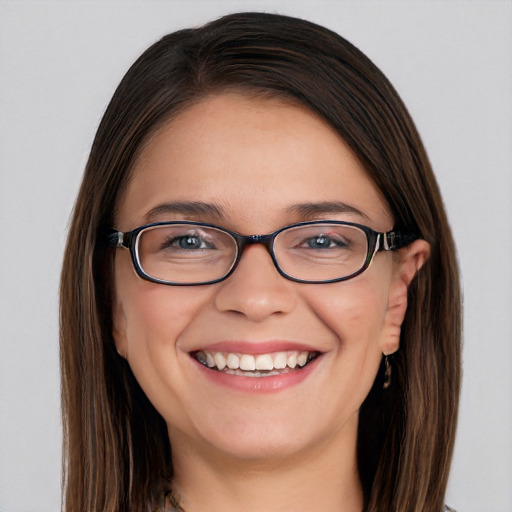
[106,220,416,285]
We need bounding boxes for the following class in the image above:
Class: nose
[213,244,298,322]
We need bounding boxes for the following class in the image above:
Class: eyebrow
[286,201,369,221]
[145,201,226,222]
[144,200,369,224]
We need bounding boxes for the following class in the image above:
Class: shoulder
[444,506,457,512]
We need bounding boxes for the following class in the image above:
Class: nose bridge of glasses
[236,233,275,255]
[229,232,281,280]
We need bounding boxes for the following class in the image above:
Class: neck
[168,416,364,512]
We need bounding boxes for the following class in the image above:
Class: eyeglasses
[107,220,416,285]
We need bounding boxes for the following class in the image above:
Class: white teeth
[226,353,240,370]
[273,352,287,369]
[297,352,308,367]
[197,349,316,374]
[255,354,274,370]
[240,354,256,371]
[205,352,215,368]
[214,352,227,370]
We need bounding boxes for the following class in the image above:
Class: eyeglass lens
[136,223,370,284]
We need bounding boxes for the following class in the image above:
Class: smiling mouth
[193,350,320,377]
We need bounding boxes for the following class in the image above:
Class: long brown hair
[60,12,461,512]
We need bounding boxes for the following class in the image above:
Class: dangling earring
[383,355,392,389]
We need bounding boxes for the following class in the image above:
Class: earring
[383,355,392,389]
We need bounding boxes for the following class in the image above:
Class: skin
[112,93,429,512]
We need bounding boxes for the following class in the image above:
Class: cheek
[304,274,390,348]
[123,286,212,353]
[114,253,213,355]
[298,273,392,422]
[114,276,216,421]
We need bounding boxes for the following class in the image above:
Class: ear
[380,239,430,355]
[112,292,128,359]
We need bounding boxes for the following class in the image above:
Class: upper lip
[189,340,323,355]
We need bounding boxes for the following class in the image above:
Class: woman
[60,12,461,512]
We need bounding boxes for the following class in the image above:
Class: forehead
[117,93,392,231]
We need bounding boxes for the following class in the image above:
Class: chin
[182,405,357,464]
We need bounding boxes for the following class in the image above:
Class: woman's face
[113,93,418,462]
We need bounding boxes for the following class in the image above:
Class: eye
[164,233,213,251]
[306,235,340,249]
[303,234,349,250]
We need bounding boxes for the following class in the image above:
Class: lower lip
[192,356,321,393]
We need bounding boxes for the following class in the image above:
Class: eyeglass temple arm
[105,229,132,248]
[381,231,417,251]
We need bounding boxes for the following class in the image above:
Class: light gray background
[1,1,511,511]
